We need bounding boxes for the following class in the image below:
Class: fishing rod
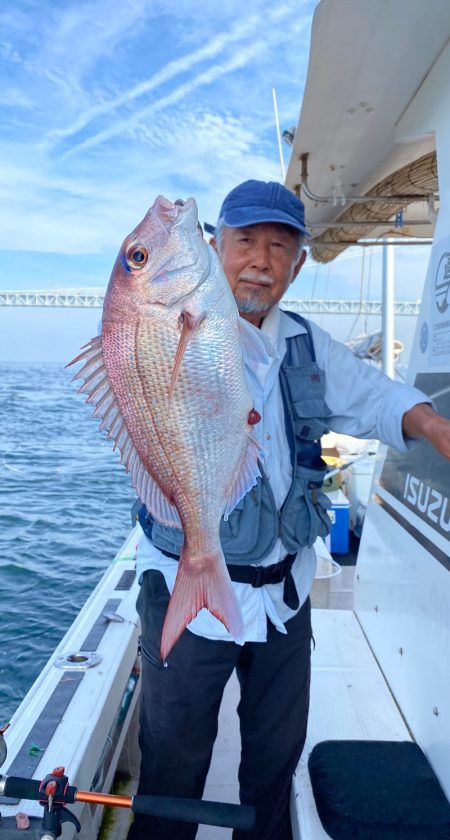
[0,769,255,838]
[0,729,255,839]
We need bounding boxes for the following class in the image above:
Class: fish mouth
[175,198,204,236]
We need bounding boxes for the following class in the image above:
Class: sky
[0,0,431,362]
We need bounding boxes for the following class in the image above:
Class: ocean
[0,362,135,722]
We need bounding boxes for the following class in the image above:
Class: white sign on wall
[427,237,450,366]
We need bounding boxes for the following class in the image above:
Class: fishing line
[346,248,366,342]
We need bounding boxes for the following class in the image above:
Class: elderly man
[128,180,450,840]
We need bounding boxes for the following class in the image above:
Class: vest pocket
[282,465,332,550]
[220,483,262,555]
[283,364,329,423]
[219,474,279,563]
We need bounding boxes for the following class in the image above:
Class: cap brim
[222,207,310,238]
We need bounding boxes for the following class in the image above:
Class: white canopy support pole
[272,88,286,182]
[382,239,395,378]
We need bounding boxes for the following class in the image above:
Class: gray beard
[234,272,274,316]
[235,296,272,315]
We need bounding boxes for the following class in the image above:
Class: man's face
[212,222,306,327]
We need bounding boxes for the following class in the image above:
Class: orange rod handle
[75,790,132,809]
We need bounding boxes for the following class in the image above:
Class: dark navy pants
[127,570,312,840]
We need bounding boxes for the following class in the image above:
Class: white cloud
[0,1,317,268]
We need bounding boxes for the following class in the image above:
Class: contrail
[61,3,312,159]
[63,42,268,158]
[47,9,290,147]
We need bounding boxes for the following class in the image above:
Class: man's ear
[210,236,218,254]
[291,248,307,282]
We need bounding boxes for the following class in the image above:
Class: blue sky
[0,0,430,361]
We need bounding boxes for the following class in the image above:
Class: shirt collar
[239,305,308,367]
[278,307,308,339]
[260,304,281,345]
[260,305,308,347]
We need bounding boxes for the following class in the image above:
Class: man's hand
[402,403,450,460]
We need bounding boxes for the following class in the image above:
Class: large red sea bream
[68,196,261,659]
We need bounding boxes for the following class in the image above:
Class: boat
[0,527,141,838]
[2,1,450,837]
[283,1,450,837]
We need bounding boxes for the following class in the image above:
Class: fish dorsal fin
[222,434,262,521]
[66,337,181,529]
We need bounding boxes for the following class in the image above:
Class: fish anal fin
[160,550,244,660]
[222,435,262,521]
[141,471,182,528]
[169,310,206,400]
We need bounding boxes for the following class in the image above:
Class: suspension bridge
[0,289,421,316]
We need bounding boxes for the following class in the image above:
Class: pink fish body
[68,196,261,658]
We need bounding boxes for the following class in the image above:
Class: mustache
[238,271,274,286]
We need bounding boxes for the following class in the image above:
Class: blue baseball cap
[216,180,309,236]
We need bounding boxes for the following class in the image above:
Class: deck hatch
[115,570,136,590]
[0,598,123,805]
[80,598,122,650]
[0,672,84,805]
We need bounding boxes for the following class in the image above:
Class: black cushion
[308,740,450,839]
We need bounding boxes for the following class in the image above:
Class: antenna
[272,87,286,182]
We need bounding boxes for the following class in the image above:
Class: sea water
[0,363,135,722]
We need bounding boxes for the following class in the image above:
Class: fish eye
[126,244,149,269]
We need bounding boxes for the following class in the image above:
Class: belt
[159,549,300,611]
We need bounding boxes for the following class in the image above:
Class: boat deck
[198,596,411,839]
[198,563,360,839]
[107,561,358,840]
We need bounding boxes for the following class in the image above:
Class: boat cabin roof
[285,0,450,260]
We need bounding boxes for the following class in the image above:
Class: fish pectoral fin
[160,550,244,659]
[169,310,206,400]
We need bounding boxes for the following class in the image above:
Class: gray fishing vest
[138,312,332,565]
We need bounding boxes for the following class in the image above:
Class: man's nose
[249,241,270,270]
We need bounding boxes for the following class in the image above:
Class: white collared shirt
[136,306,429,642]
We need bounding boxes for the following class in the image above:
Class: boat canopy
[285,0,450,261]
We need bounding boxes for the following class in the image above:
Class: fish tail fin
[160,550,244,660]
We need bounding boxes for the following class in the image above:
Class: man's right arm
[308,321,434,453]
[402,401,450,460]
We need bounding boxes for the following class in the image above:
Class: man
[128,180,450,840]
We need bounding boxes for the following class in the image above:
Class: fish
[67,195,262,659]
